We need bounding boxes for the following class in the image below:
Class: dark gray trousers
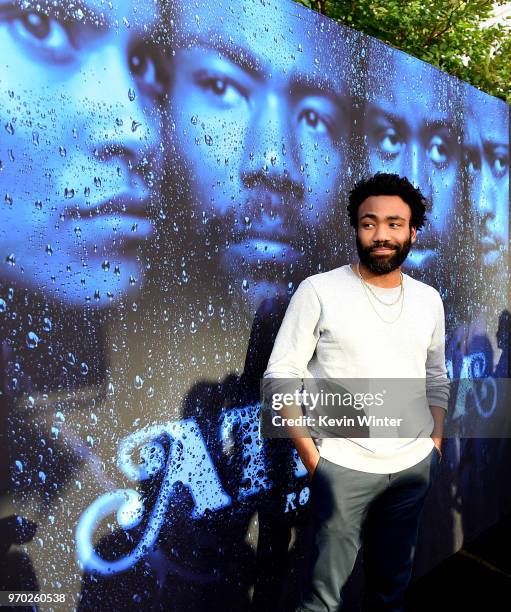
[296,447,441,612]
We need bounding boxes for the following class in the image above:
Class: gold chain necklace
[356,263,405,324]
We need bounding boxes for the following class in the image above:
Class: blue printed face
[166,0,350,307]
[364,51,461,272]
[465,91,509,268]
[0,0,166,307]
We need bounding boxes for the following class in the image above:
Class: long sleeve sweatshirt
[263,264,450,473]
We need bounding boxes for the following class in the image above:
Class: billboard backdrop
[0,0,509,610]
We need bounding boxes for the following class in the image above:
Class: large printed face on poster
[0,0,509,609]
[164,0,353,312]
[363,42,462,282]
[0,0,167,307]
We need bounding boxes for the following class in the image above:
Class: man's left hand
[431,435,443,461]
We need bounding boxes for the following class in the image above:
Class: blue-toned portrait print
[163,0,356,312]
[0,0,166,307]
[364,40,462,283]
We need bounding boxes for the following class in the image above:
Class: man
[163,0,355,315]
[0,0,166,307]
[462,85,509,359]
[264,172,450,611]
[363,39,462,287]
[0,0,167,600]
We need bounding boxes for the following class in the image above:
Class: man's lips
[65,193,154,242]
[369,244,399,255]
[73,193,151,219]
[370,248,396,254]
[480,235,503,253]
[226,235,303,263]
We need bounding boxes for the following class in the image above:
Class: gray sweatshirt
[263,264,450,473]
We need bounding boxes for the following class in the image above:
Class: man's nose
[82,44,160,186]
[372,224,391,243]
[404,142,431,200]
[475,161,496,219]
[240,93,302,194]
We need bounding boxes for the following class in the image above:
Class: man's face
[364,50,460,273]
[0,0,166,307]
[465,92,509,268]
[356,195,416,274]
[166,0,350,308]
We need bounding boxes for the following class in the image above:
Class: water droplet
[42,317,52,332]
[134,375,144,389]
[8,149,14,162]
[38,471,46,483]
[93,176,102,188]
[59,146,67,157]
[45,244,53,255]
[64,188,74,199]
[0,298,6,313]
[129,275,136,285]
[75,8,84,20]
[207,303,214,316]
[94,290,100,301]
[115,118,123,127]
[204,134,213,146]
[80,362,89,375]
[131,120,141,133]
[123,16,130,28]
[128,88,136,101]
[15,460,23,473]
[114,265,121,275]
[67,352,76,366]
[26,331,40,349]
[5,122,14,135]
[242,279,250,292]
[74,226,82,237]
[190,321,197,334]
[84,186,90,197]
[5,253,15,266]
[191,115,198,125]
[4,193,12,205]
[102,260,110,271]
[32,131,39,146]
[131,223,138,232]
[35,200,42,210]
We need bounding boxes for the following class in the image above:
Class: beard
[356,235,412,275]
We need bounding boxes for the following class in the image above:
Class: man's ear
[410,226,417,244]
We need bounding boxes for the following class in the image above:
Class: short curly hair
[347,173,428,231]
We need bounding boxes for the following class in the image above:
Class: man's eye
[490,149,509,179]
[465,148,481,174]
[196,75,246,106]
[130,47,167,96]
[428,135,449,167]
[298,109,328,134]
[11,11,74,61]
[377,128,402,157]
